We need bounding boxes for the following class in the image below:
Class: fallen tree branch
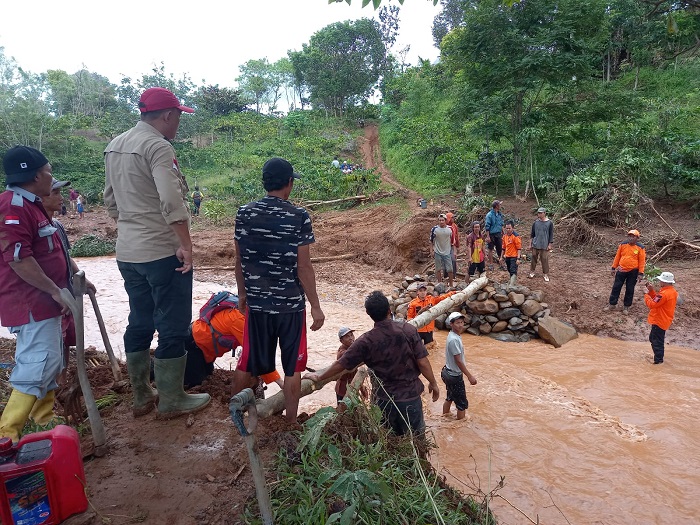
[303,190,396,209]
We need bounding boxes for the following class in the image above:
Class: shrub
[70,234,116,257]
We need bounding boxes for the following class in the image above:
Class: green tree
[193,85,246,116]
[442,0,608,194]
[290,19,385,116]
[237,58,272,113]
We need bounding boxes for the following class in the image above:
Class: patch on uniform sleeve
[4,215,20,225]
[173,158,180,172]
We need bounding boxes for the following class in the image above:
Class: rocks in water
[491,320,509,332]
[508,292,525,306]
[488,333,518,342]
[496,307,521,321]
[468,299,499,314]
[388,273,552,345]
[537,316,578,348]
[521,299,543,317]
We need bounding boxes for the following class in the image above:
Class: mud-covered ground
[3,126,697,525]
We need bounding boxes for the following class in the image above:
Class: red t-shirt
[0,188,69,326]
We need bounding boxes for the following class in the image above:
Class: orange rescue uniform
[191,309,280,384]
[502,233,522,258]
[407,291,456,333]
[612,243,646,273]
[644,286,678,331]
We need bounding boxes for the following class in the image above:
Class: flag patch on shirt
[4,216,19,225]
[173,158,180,172]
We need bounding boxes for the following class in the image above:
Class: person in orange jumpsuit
[604,230,646,314]
[501,221,522,286]
[407,283,456,350]
[186,307,281,390]
[644,272,679,365]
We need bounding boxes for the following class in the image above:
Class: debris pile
[388,275,559,344]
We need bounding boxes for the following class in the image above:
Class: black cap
[2,146,49,185]
[262,157,301,184]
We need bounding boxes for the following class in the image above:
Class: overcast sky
[1,0,441,88]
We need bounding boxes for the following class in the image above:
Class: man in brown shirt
[104,87,209,419]
[306,291,440,435]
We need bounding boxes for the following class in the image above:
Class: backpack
[198,291,240,356]
[192,191,202,200]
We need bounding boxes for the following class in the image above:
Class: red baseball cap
[138,87,194,113]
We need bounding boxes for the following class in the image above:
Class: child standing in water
[441,312,477,420]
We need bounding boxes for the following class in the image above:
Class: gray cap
[338,327,354,338]
[51,178,70,190]
[537,207,546,213]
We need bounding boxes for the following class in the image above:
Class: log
[255,366,366,419]
[407,276,488,330]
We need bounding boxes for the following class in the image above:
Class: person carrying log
[407,283,456,351]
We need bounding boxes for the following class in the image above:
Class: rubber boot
[126,350,158,417]
[509,274,517,287]
[29,390,60,426]
[0,390,37,442]
[154,354,210,419]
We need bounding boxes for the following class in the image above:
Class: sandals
[528,272,535,279]
[544,275,550,282]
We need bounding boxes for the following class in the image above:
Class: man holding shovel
[0,146,72,442]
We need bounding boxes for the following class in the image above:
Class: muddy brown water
[2,257,697,524]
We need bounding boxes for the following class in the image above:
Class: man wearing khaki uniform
[104,87,209,419]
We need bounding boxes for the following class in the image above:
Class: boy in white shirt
[441,312,477,420]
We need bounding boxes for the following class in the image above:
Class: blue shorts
[9,314,64,398]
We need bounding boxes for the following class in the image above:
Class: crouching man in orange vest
[186,301,282,391]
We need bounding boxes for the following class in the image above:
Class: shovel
[87,289,123,382]
[60,271,108,457]
[230,388,274,525]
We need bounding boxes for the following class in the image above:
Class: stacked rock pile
[388,275,551,343]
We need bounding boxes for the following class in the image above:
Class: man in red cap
[0,146,71,441]
[104,87,210,419]
[604,230,646,314]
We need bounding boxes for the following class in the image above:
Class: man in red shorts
[233,157,325,424]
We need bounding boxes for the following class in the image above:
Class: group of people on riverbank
[430,200,554,289]
[0,86,680,447]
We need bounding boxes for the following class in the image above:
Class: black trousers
[649,324,666,363]
[609,269,639,307]
[505,257,518,276]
